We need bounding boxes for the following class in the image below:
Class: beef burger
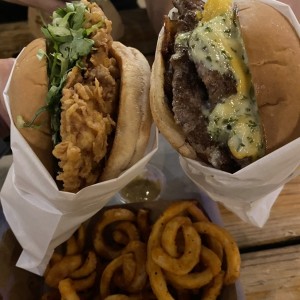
[150,0,300,172]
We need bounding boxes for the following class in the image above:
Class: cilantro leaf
[22,1,106,145]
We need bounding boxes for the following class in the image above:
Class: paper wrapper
[176,0,300,228]
[0,58,158,276]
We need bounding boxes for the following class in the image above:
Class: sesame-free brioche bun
[150,0,300,171]
[237,0,300,153]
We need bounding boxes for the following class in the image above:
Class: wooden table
[1,8,300,300]
[220,176,300,300]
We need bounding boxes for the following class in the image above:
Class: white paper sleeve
[0,58,158,276]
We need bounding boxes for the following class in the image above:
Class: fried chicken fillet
[52,1,119,192]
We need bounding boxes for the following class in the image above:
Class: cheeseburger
[150,0,300,172]
[8,0,152,192]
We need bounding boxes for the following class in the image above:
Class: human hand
[0,58,14,138]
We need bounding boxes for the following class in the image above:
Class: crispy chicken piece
[52,1,120,192]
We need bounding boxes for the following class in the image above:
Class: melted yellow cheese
[201,0,250,95]
[175,1,265,160]
[202,0,232,22]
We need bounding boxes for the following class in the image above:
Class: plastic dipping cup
[117,164,166,203]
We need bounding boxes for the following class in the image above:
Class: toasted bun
[100,41,152,181]
[8,38,55,176]
[237,0,300,153]
[150,30,197,160]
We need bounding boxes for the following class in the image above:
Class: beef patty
[163,0,249,172]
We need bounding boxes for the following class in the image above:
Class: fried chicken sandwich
[8,0,152,192]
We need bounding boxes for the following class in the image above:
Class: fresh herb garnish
[247,136,254,144]
[221,50,231,60]
[23,1,105,145]
[248,120,257,132]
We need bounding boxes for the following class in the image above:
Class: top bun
[8,38,55,176]
[237,0,300,153]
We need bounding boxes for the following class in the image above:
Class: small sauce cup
[117,164,166,203]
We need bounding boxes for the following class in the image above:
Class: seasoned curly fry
[43,200,240,300]
[58,278,80,300]
[202,271,225,300]
[121,241,147,293]
[44,252,64,278]
[164,245,221,290]
[186,203,224,261]
[151,223,201,275]
[66,225,86,255]
[116,253,136,286]
[201,246,222,276]
[146,200,196,300]
[165,267,213,290]
[93,208,136,259]
[205,235,224,262]
[100,253,133,299]
[72,271,97,291]
[113,230,130,245]
[187,203,209,222]
[161,216,192,257]
[70,251,97,279]
[136,208,151,242]
[193,222,241,285]
[45,255,82,288]
[112,221,140,245]
[51,252,64,264]
[101,240,147,297]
